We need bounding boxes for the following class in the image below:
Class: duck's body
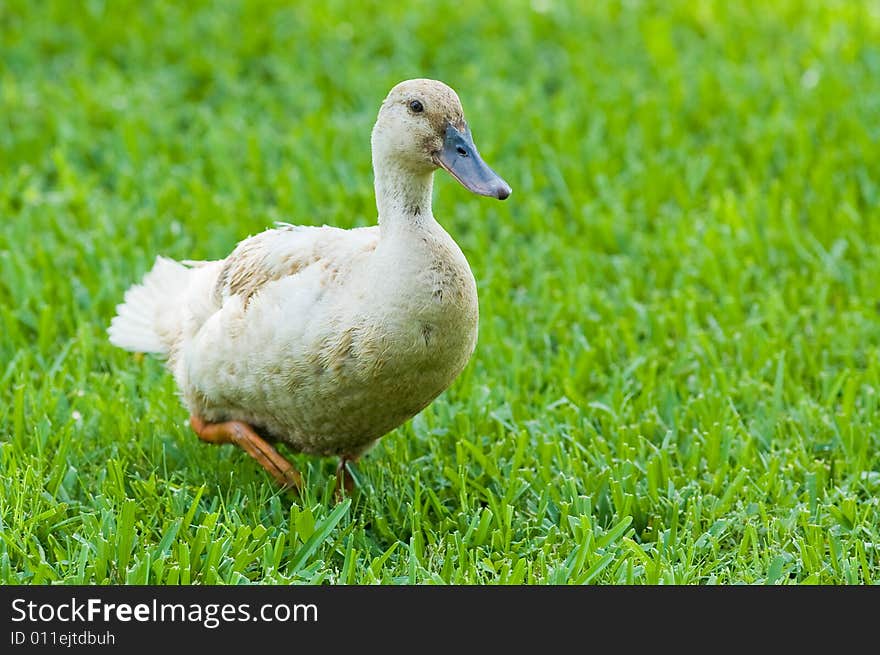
[147,219,477,459]
[109,79,509,490]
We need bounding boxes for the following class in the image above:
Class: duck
[108,79,510,495]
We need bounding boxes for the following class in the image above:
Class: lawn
[2,0,879,584]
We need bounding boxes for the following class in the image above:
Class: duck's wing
[213,223,379,307]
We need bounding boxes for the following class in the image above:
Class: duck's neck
[373,157,437,237]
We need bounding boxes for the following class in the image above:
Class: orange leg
[190,416,302,491]
[336,456,360,499]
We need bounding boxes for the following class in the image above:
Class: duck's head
[371,79,511,200]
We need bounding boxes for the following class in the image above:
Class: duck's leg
[190,416,302,491]
[335,456,360,499]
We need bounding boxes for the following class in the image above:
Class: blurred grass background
[1,0,879,583]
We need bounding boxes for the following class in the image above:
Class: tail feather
[108,256,191,355]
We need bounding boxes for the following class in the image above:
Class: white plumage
[109,79,510,484]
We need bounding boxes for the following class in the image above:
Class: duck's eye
[408,99,424,113]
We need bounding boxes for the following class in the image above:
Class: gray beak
[434,123,511,200]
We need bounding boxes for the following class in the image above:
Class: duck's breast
[358,226,479,406]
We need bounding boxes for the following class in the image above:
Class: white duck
[109,79,510,494]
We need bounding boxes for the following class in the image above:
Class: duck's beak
[434,123,511,200]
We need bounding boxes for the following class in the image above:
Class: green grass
[2,0,880,584]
